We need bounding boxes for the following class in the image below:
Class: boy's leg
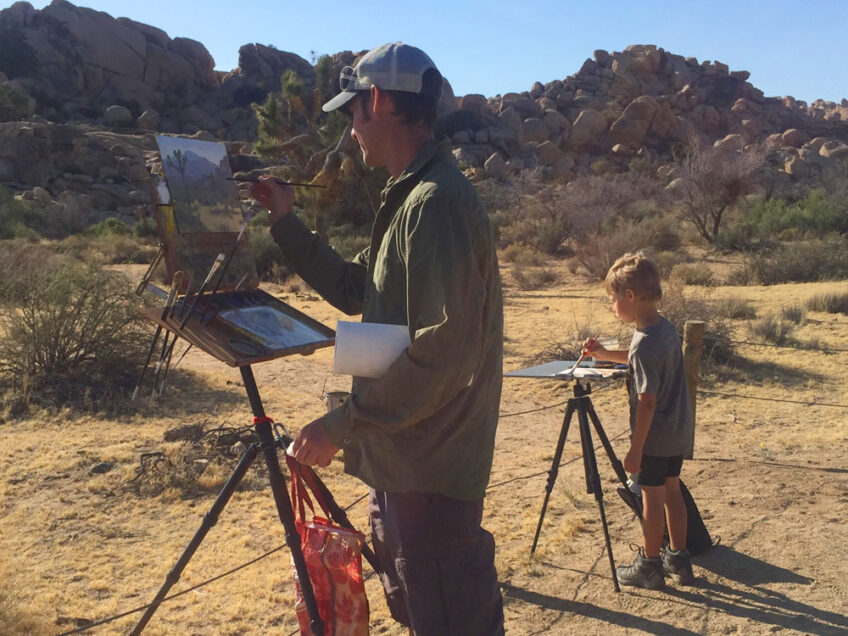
[616,455,666,589]
[641,484,667,558]
[661,460,694,584]
[664,475,688,551]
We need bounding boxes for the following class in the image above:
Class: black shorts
[637,454,683,487]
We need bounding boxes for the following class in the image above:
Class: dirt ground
[1,260,847,635]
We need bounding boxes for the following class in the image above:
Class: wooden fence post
[683,320,705,460]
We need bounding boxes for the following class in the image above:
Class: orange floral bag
[286,456,369,635]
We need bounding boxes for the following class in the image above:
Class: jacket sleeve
[270,212,367,316]
[322,187,488,444]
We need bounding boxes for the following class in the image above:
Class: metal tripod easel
[130,366,379,635]
[530,378,642,593]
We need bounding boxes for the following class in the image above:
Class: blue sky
[14,1,848,104]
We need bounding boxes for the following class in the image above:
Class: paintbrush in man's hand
[227,176,326,188]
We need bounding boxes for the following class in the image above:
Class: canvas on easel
[142,135,334,367]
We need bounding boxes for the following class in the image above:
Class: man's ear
[624,288,636,302]
[371,85,390,117]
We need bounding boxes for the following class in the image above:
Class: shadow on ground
[501,582,702,635]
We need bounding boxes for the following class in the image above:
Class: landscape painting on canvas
[155,135,242,234]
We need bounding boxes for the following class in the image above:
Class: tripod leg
[241,366,324,636]
[130,443,260,635]
[132,325,163,401]
[531,399,576,554]
[586,401,643,522]
[577,401,621,592]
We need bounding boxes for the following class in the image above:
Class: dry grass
[1,264,847,635]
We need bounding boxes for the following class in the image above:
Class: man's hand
[250,177,294,225]
[291,417,340,467]
[624,444,643,474]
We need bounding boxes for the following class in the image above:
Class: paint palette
[142,282,334,367]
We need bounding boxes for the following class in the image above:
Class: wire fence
[730,339,848,354]
[56,375,848,633]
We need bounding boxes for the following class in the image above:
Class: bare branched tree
[669,138,765,244]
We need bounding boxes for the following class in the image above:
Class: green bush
[247,224,291,282]
[0,84,31,122]
[86,217,131,237]
[748,191,848,237]
[747,235,848,284]
[0,187,41,239]
[806,292,848,315]
[133,217,159,238]
[0,264,147,414]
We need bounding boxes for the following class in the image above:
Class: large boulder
[566,109,609,152]
[522,117,549,144]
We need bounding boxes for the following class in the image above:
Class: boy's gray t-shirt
[628,316,693,457]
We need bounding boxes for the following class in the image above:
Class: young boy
[583,251,694,589]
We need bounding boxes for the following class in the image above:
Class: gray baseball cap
[322,42,442,112]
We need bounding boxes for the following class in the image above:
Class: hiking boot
[616,548,665,590]
[662,546,694,585]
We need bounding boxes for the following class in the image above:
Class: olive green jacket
[271,141,503,500]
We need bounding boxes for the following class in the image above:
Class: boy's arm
[625,392,657,473]
[582,338,628,364]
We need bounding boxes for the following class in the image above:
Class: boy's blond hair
[604,251,662,301]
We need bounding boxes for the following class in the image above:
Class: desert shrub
[672,262,715,286]
[746,314,795,345]
[660,282,733,364]
[501,242,545,267]
[537,322,599,363]
[511,264,557,290]
[57,233,159,265]
[780,304,806,325]
[574,225,663,281]
[714,218,767,252]
[653,251,681,279]
[327,223,370,259]
[806,292,848,314]
[0,83,31,122]
[86,217,131,237]
[746,235,848,284]
[0,187,42,239]
[0,568,49,635]
[669,139,765,244]
[247,223,292,282]
[713,297,757,320]
[0,264,147,414]
[748,190,848,238]
[0,240,71,302]
[130,425,267,497]
[133,216,159,238]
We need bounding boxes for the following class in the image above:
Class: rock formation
[1,2,847,231]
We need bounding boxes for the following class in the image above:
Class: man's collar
[384,140,439,191]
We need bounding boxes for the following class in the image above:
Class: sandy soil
[1,262,847,635]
